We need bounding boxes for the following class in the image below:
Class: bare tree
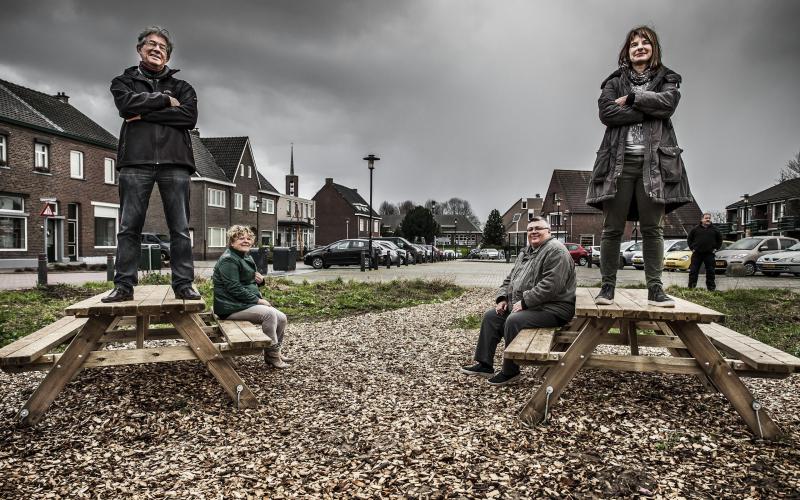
[397,200,416,215]
[778,150,800,183]
[441,197,481,228]
[424,199,443,215]
[379,201,398,215]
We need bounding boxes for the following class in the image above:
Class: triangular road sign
[40,204,55,217]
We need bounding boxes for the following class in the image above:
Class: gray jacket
[585,66,693,219]
[495,237,576,321]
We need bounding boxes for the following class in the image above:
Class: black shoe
[595,283,615,305]
[459,363,494,378]
[648,285,675,307]
[487,372,521,386]
[101,287,134,303]
[175,287,202,300]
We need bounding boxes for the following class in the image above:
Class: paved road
[3,259,798,291]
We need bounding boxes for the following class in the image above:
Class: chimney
[53,92,69,104]
[189,128,200,136]
[325,177,333,186]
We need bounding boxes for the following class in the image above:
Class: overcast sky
[2,0,798,221]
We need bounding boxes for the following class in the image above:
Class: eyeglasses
[143,39,169,52]
[527,226,549,232]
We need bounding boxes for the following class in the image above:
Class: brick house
[379,213,483,247]
[276,145,315,253]
[501,196,544,248]
[540,169,703,247]
[0,78,118,268]
[141,134,280,260]
[724,177,800,240]
[312,178,380,246]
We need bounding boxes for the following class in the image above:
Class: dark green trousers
[600,154,665,288]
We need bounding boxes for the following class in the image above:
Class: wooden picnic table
[1,285,274,426]
[507,288,800,440]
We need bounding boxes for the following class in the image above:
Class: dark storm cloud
[2,0,799,221]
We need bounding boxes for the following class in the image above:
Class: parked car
[141,232,170,263]
[303,239,378,269]
[620,240,642,268]
[372,240,400,266]
[478,248,500,260]
[564,243,590,266]
[590,246,601,266]
[376,239,407,265]
[442,249,457,259]
[466,247,481,259]
[715,236,798,276]
[631,239,687,270]
[375,237,420,264]
[663,240,733,272]
[757,242,800,277]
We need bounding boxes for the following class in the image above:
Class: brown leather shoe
[175,287,201,300]
[101,287,134,303]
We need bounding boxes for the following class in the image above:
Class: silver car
[715,236,798,276]
[756,242,800,277]
[620,240,642,268]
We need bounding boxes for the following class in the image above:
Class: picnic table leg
[136,315,149,349]
[167,312,259,409]
[668,321,782,440]
[655,321,718,393]
[621,320,638,355]
[18,315,114,426]
[519,318,614,425]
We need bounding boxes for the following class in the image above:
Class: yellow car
[663,241,733,272]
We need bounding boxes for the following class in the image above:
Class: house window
[262,198,274,214]
[549,213,561,228]
[288,181,295,196]
[0,194,26,251]
[93,205,118,247]
[248,165,252,178]
[208,188,225,208]
[359,218,365,232]
[240,164,245,178]
[104,158,115,184]
[261,230,273,246]
[303,203,308,219]
[34,142,49,170]
[521,200,527,209]
[249,195,258,212]
[0,135,7,166]
[373,220,379,233]
[286,202,291,216]
[70,151,84,179]
[528,210,535,221]
[234,193,243,210]
[208,227,227,248]
[772,202,785,223]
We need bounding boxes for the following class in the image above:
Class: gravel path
[1,289,798,498]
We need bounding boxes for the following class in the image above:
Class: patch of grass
[451,313,482,330]
[0,282,114,348]
[262,277,464,323]
[667,286,800,357]
[0,278,463,348]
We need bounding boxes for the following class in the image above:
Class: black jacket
[111,66,198,172]
[687,224,723,253]
[586,66,693,219]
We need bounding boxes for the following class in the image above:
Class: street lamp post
[254,199,261,247]
[346,218,350,239]
[742,193,750,237]
[553,193,561,241]
[431,201,437,246]
[564,209,570,242]
[453,217,458,258]
[364,154,380,269]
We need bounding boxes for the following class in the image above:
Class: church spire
[290,142,295,176]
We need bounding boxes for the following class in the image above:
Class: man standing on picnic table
[103,26,200,303]
[687,212,723,291]
[460,217,576,386]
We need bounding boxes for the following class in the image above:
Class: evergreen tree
[483,209,505,246]
[400,206,440,244]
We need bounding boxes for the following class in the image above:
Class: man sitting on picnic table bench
[213,225,292,369]
[460,217,576,386]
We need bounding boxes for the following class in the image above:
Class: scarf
[623,65,655,87]
[138,62,169,80]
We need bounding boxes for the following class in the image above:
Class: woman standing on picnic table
[586,25,693,308]
[212,225,292,368]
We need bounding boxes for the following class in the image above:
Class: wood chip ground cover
[1,289,798,498]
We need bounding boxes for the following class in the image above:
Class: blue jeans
[114,165,194,292]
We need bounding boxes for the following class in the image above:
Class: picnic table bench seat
[217,320,275,349]
[0,316,88,368]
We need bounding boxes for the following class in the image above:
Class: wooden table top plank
[608,290,642,319]
[139,286,173,315]
[66,285,206,317]
[575,288,603,317]
[64,290,114,316]
[161,286,206,313]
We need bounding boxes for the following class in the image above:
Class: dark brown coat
[585,66,693,220]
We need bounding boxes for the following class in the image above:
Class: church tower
[285,143,299,197]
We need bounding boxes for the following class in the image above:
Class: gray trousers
[474,307,564,376]
[600,154,665,288]
[227,305,287,351]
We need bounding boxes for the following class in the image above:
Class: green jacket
[212,248,263,318]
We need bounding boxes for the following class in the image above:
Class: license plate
[715,260,726,266]
[761,264,776,269]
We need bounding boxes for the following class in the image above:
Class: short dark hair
[137,26,173,57]
[618,25,662,70]
[528,216,551,229]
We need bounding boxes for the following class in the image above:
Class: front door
[46,218,57,262]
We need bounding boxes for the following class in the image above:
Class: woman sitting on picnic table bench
[212,225,292,368]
